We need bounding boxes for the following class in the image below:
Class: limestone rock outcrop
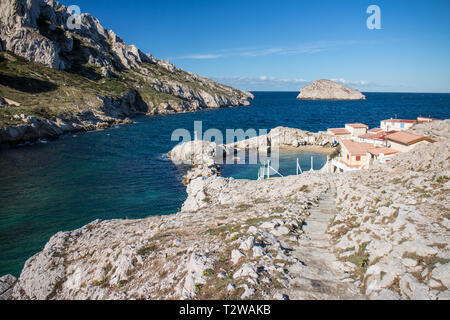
[297,79,366,100]
[8,172,342,300]
[168,140,219,167]
[224,126,333,151]
[0,91,139,145]
[0,0,253,145]
[0,0,253,107]
[407,119,450,141]
[0,274,17,300]
[2,121,450,300]
[328,123,449,299]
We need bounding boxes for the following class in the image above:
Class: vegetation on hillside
[0,51,231,127]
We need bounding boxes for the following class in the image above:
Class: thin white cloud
[212,76,311,91]
[169,40,359,60]
[182,54,221,59]
[331,78,370,86]
[211,76,375,91]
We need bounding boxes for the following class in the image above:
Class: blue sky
[61,0,450,92]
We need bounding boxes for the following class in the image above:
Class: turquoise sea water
[0,92,449,276]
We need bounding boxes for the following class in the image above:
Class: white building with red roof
[358,130,398,146]
[368,147,400,164]
[345,123,369,138]
[386,132,436,152]
[327,128,352,141]
[381,117,436,132]
[331,140,401,172]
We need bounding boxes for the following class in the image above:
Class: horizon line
[246,90,450,94]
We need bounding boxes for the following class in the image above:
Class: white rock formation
[3,121,448,300]
[329,122,449,299]
[0,0,253,107]
[297,79,366,100]
[0,274,17,300]
[0,0,254,145]
[168,140,219,166]
[224,126,334,152]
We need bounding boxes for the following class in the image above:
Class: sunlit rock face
[298,79,366,100]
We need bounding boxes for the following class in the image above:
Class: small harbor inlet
[219,149,328,180]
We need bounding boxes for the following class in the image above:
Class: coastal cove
[0,92,450,277]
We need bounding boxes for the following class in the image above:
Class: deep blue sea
[0,92,449,276]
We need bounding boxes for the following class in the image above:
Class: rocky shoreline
[2,120,448,300]
[0,90,139,146]
[168,126,337,185]
[0,90,251,147]
[0,0,254,146]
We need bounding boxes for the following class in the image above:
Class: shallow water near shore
[0,92,449,276]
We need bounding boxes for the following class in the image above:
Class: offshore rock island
[297,79,366,101]
[0,0,253,145]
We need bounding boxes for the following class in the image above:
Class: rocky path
[284,187,364,299]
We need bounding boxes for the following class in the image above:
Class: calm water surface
[0,92,449,276]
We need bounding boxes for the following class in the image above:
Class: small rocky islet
[297,79,366,101]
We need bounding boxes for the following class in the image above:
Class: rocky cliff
[329,140,449,299]
[3,172,352,300]
[297,79,366,100]
[0,0,253,144]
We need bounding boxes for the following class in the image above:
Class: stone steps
[283,186,364,300]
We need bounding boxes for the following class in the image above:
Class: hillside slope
[0,0,253,144]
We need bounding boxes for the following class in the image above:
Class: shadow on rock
[0,74,57,94]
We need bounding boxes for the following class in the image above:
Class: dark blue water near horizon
[0,92,449,276]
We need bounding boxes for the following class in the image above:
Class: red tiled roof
[368,147,399,156]
[386,132,435,146]
[359,133,385,140]
[382,119,418,124]
[359,130,398,141]
[346,123,369,129]
[417,117,437,123]
[328,128,351,135]
[368,128,383,133]
[341,140,374,155]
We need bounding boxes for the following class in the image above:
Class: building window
[347,154,349,160]
[356,156,361,161]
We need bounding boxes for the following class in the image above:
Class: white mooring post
[259,161,266,180]
[297,158,303,175]
[264,161,267,180]
[267,160,271,179]
[311,156,314,171]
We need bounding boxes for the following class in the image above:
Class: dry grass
[0,51,187,127]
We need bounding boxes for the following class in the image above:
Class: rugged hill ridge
[0,0,253,144]
[297,79,366,100]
